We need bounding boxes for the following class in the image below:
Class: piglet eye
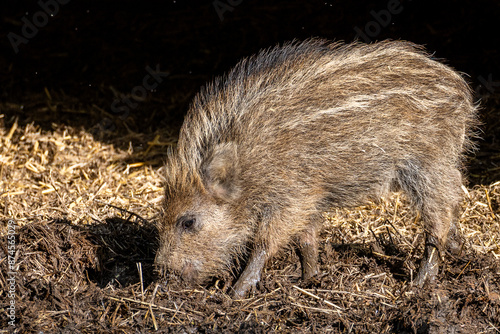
[177,216,196,231]
[183,218,195,230]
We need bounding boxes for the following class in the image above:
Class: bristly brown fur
[155,38,479,296]
[163,148,205,200]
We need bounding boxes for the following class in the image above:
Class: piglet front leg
[232,249,267,298]
[297,224,320,280]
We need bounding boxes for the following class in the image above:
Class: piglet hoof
[445,224,465,256]
[446,237,464,257]
[301,275,321,289]
[231,276,258,299]
[301,261,319,280]
[413,246,440,287]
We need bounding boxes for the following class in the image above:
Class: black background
[1,0,499,181]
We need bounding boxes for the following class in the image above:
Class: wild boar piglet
[154,39,478,297]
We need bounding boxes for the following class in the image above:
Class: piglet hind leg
[414,233,441,286]
[396,162,463,286]
[413,169,463,286]
[414,204,462,286]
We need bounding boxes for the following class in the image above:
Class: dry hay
[0,113,499,333]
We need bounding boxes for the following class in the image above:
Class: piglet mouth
[154,255,202,284]
[180,262,200,283]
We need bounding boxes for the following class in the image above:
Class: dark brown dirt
[1,214,499,333]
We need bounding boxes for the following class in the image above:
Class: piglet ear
[202,142,241,202]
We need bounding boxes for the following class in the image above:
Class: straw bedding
[0,101,498,332]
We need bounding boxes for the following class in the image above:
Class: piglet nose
[181,262,199,283]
